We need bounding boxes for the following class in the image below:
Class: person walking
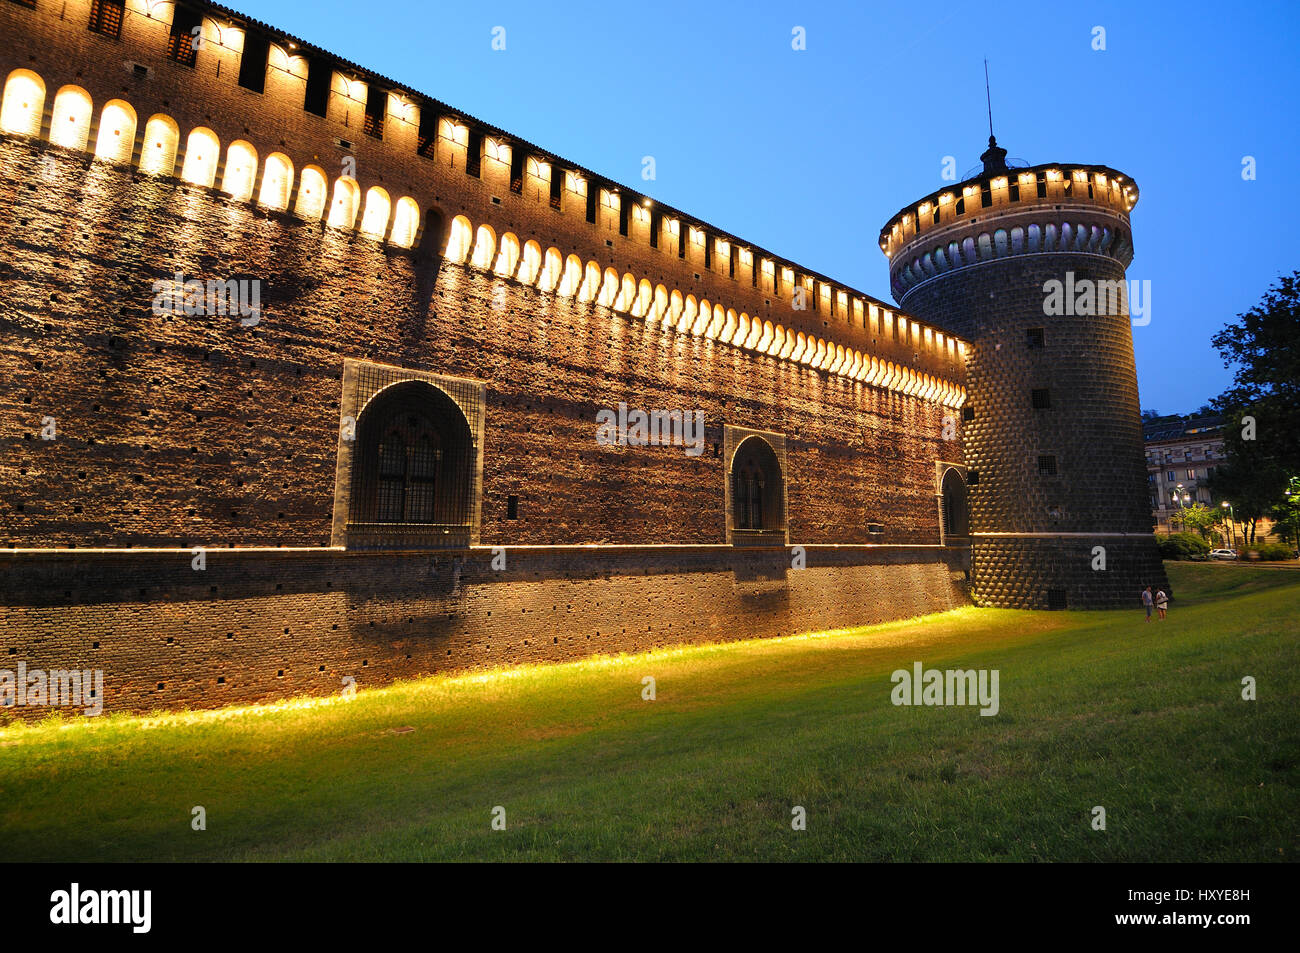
[1155,588,1169,620]
[1141,586,1154,623]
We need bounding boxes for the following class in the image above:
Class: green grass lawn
[2,562,1297,862]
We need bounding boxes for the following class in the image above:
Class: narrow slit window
[416,108,436,157]
[304,57,331,117]
[166,7,202,66]
[549,168,562,210]
[363,86,385,139]
[509,149,524,194]
[88,0,124,39]
[237,32,269,93]
[1032,388,1051,409]
[465,129,482,177]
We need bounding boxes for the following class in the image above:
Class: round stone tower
[880,137,1168,609]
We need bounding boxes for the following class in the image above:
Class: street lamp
[1174,487,1192,532]
[1285,485,1299,554]
[1221,500,1236,549]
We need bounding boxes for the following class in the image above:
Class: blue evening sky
[247,0,1300,415]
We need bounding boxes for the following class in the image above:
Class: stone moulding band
[898,250,1131,306]
[971,532,1154,539]
[0,542,966,558]
[892,217,1134,302]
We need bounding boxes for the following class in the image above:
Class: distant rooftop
[1142,413,1225,442]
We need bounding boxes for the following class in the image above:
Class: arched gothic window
[730,435,785,541]
[737,458,766,530]
[941,467,969,540]
[348,381,475,547]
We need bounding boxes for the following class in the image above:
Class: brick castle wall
[0,137,956,548]
[0,545,970,718]
[0,0,966,389]
[0,2,977,716]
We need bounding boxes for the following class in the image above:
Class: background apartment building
[1143,413,1224,533]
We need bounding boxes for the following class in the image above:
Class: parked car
[1209,549,1239,560]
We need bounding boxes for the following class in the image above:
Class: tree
[1211,270,1300,474]
[1208,440,1283,546]
[1141,408,1161,420]
[1209,271,1300,545]
[1179,502,1220,541]
[1270,476,1300,548]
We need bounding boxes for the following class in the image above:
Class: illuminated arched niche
[0,69,46,137]
[180,127,221,187]
[631,279,652,318]
[492,232,520,277]
[468,224,496,269]
[576,262,598,303]
[49,86,93,151]
[557,254,582,297]
[258,152,294,211]
[650,285,668,324]
[220,140,259,201]
[516,240,542,284]
[588,265,613,306]
[445,215,473,263]
[138,114,180,176]
[93,99,137,164]
[359,186,392,240]
[294,165,327,220]
[613,273,636,313]
[390,197,420,248]
[536,247,562,292]
[326,176,360,230]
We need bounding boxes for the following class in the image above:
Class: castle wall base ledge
[0,545,971,718]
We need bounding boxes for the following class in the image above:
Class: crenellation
[10,1,968,388]
[881,163,1139,262]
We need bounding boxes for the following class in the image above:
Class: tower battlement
[880,163,1138,308]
